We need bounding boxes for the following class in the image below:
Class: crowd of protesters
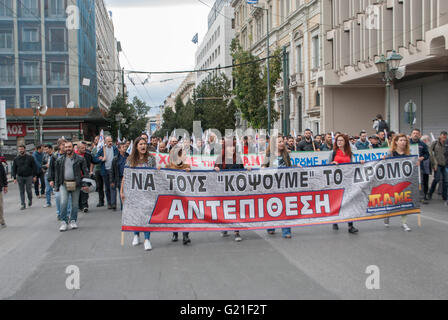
[2,113,447,252]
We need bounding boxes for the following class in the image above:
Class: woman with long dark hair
[168,145,192,245]
[330,134,359,234]
[214,138,246,242]
[120,137,156,251]
[262,134,295,239]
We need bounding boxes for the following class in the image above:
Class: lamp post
[375,50,403,127]
[251,3,271,135]
[30,98,39,147]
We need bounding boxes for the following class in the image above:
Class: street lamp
[251,3,271,135]
[375,50,403,127]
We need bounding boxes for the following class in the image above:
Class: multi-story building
[0,0,120,146]
[95,0,121,113]
[163,72,195,112]
[195,0,234,86]
[232,0,323,135]
[321,0,448,135]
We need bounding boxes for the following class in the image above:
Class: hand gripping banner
[121,157,421,232]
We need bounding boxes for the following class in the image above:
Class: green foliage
[106,94,150,141]
[231,38,281,129]
[159,73,236,134]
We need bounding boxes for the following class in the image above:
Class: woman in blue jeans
[121,138,156,251]
[262,134,296,238]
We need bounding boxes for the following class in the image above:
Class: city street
[1,183,447,300]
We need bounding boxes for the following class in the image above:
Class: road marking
[420,214,448,226]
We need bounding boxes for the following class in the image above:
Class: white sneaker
[59,221,68,232]
[221,231,229,237]
[402,224,411,232]
[43,204,51,208]
[132,235,140,246]
[235,234,242,242]
[144,239,152,251]
[69,221,78,230]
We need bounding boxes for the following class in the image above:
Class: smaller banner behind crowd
[152,145,419,170]
[122,157,421,232]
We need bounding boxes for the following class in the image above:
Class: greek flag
[97,130,105,149]
[126,140,133,155]
[192,33,198,44]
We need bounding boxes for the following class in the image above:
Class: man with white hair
[94,136,118,210]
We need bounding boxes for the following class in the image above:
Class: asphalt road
[1,183,448,300]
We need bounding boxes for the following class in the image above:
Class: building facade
[322,0,448,135]
[195,0,234,87]
[0,0,119,147]
[232,0,323,135]
[163,72,195,112]
[95,1,121,113]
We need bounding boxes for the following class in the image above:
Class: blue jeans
[55,191,72,219]
[134,232,150,240]
[45,175,53,206]
[267,228,292,237]
[59,185,80,223]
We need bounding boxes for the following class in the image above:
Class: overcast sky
[104,0,211,115]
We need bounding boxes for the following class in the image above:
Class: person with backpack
[373,114,389,134]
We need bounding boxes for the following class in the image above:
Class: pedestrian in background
[42,144,54,208]
[95,136,118,210]
[52,141,89,232]
[320,133,333,151]
[355,131,370,150]
[111,142,128,211]
[12,145,37,210]
[91,136,105,208]
[297,129,317,151]
[32,145,46,198]
[0,160,8,228]
[410,129,430,204]
[122,137,156,251]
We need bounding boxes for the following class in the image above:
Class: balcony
[289,73,304,88]
[20,76,41,86]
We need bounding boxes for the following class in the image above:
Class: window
[49,28,66,51]
[48,0,65,17]
[0,0,13,17]
[21,0,39,17]
[24,94,41,108]
[23,61,40,85]
[256,16,263,41]
[315,91,321,106]
[0,30,13,51]
[312,35,320,69]
[50,61,66,84]
[0,95,15,109]
[51,94,67,108]
[297,95,303,133]
[23,28,39,42]
[0,63,14,85]
[297,44,302,73]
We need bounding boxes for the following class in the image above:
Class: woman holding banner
[215,138,246,242]
[262,134,295,239]
[330,134,359,234]
[384,134,414,232]
[168,145,192,245]
[121,137,157,251]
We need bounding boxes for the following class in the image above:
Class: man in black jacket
[110,143,128,211]
[297,129,317,151]
[12,145,37,210]
[50,141,89,232]
[76,142,98,213]
[0,162,7,227]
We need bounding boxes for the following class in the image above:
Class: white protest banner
[122,157,420,232]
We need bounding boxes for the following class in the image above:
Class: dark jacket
[53,154,89,192]
[32,151,43,172]
[94,146,119,176]
[0,163,7,192]
[111,153,128,186]
[215,156,245,170]
[377,120,389,134]
[410,139,430,172]
[297,139,317,152]
[12,154,37,179]
[47,152,63,183]
[430,139,446,168]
